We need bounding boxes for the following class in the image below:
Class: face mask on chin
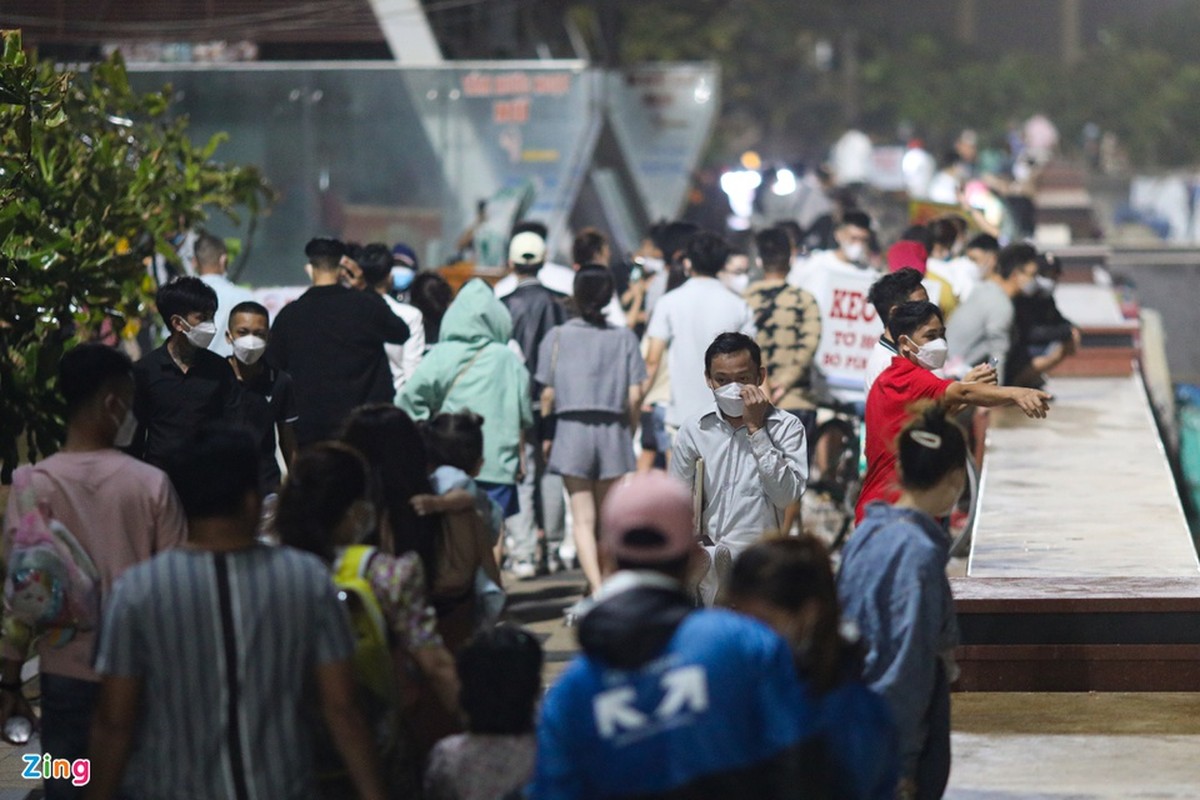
[712,382,745,417]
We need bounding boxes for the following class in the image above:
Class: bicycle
[801,399,981,557]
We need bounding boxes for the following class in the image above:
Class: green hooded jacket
[399,279,533,485]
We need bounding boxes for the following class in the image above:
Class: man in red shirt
[856,300,1051,523]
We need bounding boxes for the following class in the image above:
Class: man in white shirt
[356,244,425,394]
[670,332,807,605]
[644,231,756,431]
[786,209,875,293]
[194,232,254,358]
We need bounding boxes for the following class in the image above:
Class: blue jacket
[802,647,900,800]
[836,502,958,779]
[532,575,827,799]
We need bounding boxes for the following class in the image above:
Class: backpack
[330,545,398,755]
[3,469,101,648]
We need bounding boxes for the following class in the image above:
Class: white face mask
[906,336,948,370]
[640,256,665,274]
[1034,276,1056,295]
[721,272,750,295]
[712,382,745,417]
[1020,277,1040,296]
[841,241,866,264]
[112,404,137,448]
[179,318,217,349]
[231,335,267,365]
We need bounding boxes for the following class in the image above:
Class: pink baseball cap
[601,471,694,563]
[887,240,928,275]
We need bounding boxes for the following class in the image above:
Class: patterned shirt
[744,279,822,411]
[365,550,444,652]
[95,545,355,800]
[425,733,536,800]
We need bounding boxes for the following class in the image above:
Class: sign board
[797,262,884,402]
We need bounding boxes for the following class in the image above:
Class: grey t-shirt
[536,319,647,415]
[95,545,354,800]
[946,280,1014,380]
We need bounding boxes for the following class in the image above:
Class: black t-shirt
[266,284,409,445]
[132,344,239,468]
[233,363,298,491]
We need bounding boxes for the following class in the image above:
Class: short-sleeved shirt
[132,344,240,468]
[535,319,646,415]
[0,452,186,682]
[855,357,952,523]
[233,364,299,491]
[646,277,756,427]
[94,545,355,800]
[362,550,444,653]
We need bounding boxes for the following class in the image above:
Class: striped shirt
[95,544,354,800]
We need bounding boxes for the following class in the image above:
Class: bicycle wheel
[948,455,980,558]
[803,418,860,548]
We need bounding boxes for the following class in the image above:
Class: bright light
[740,150,762,171]
[693,79,712,104]
[720,169,762,229]
[772,168,797,196]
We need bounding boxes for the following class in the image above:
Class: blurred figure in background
[501,230,569,579]
[194,231,254,358]
[358,243,425,394]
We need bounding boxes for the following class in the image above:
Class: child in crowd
[728,536,900,800]
[275,442,460,797]
[413,411,506,624]
[424,625,543,800]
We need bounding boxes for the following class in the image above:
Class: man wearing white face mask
[0,345,185,798]
[856,300,1051,524]
[225,301,299,493]
[670,333,808,605]
[786,209,876,293]
[131,276,240,468]
[946,242,1041,383]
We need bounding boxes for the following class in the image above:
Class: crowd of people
[2,193,1080,799]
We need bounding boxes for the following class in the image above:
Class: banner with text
[807,266,884,400]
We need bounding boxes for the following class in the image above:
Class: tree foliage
[615,1,1200,168]
[0,30,274,480]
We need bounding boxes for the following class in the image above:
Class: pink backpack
[3,469,100,647]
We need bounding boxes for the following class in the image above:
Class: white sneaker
[509,561,538,580]
[557,541,578,569]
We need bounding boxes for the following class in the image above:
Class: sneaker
[557,541,578,570]
[509,561,538,580]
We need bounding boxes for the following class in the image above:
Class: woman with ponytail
[727,536,900,799]
[275,442,460,795]
[838,403,967,800]
[536,265,647,594]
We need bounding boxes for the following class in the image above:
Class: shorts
[639,403,669,453]
[477,481,519,518]
[548,411,636,480]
